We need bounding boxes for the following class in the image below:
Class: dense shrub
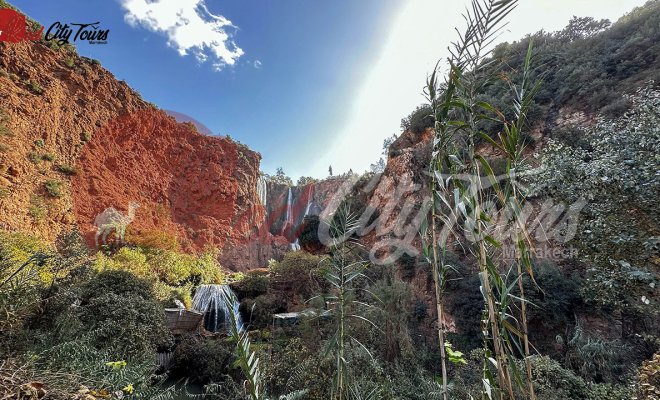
[44,179,62,197]
[400,104,434,134]
[170,335,239,384]
[269,251,325,297]
[93,247,224,306]
[240,293,287,328]
[125,228,180,251]
[532,86,659,324]
[56,164,77,175]
[519,261,583,350]
[232,269,270,299]
[71,270,172,357]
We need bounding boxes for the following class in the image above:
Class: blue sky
[9,0,647,180]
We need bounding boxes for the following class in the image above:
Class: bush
[28,195,47,221]
[400,104,434,134]
[28,80,43,94]
[34,139,44,148]
[519,261,583,350]
[0,124,12,137]
[27,152,41,164]
[44,180,63,198]
[41,153,55,162]
[232,269,270,299]
[94,247,224,287]
[270,251,325,298]
[240,293,287,328]
[69,270,172,357]
[170,335,239,384]
[56,164,77,175]
[126,228,180,251]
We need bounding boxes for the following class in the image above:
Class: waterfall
[303,185,314,218]
[256,175,267,206]
[192,284,243,333]
[281,187,294,236]
[290,239,301,251]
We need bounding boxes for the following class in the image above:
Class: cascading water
[281,187,294,236]
[303,185,314,218]
[192,284,243,333]
[256,175,267,207]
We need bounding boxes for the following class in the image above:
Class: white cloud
[253,60,262,69]
[121,0,244,70]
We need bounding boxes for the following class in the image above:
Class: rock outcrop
[72,109,265,253]
[0,34,266,262]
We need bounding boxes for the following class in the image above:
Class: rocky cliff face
[0,37,266,263]
[72,109,265,253]
[0,40,149,239]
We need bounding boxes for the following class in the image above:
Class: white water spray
[192,284,243,333]
[256,175,267,206]
[281,187,294,236]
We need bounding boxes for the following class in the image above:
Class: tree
[557,16,610,42]
[369,158,386,173]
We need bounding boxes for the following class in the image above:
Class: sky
[9,0,648,180]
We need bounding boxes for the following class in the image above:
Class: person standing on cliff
[329,165,333,176]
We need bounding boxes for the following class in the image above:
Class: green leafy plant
[423,0,543,397]
[27,152,41,164]
[28,80,43,94]
[44,180,63,198]
[316,205,376,400]
[28,195,47,221]
[41,153,55,162]
[56,164,77,175]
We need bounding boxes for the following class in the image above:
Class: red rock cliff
[72,109,265,253]
[0,31,265,260]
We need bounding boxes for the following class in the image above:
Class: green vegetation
[400,104,434,134]
[0,108,13,137]
[27,151,41,164]
[28,80,43,94]
[266,167,294,186]
[28,194,47,221]
[41,153,56,161]
[478,1,660,131]
[44,179,63,198]
[1,1,658,399]
[56,163,77,175]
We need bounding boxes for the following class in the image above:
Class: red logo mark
[0,8,44,43]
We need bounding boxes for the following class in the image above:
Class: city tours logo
[0,7,109,44]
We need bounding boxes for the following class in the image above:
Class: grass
[81,131,92,142]
[0,143,9,153]
[28,152,42,164]
[65,57,75,68]
[41,153,56,162]
[0,187,9,199]
[28,80,43,95]
[0,108,12,137]
[57,164,77,175]
[0,125,12,137]
[44,180,63,198]
[29,195,47,221]
[34,139,45,148]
